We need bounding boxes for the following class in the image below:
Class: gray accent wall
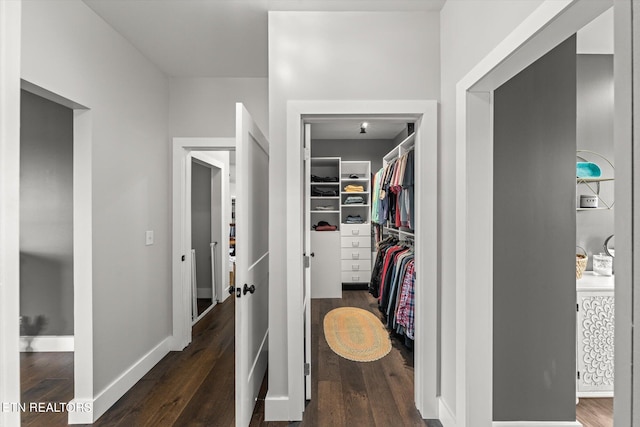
[192,160,213,298]
[576,54,614,270]
[493,36,576,421]
[311,138,398,172]
[20,90,74,336]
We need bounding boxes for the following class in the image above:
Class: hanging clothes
[371,150,415,230]
[369,236,415,347]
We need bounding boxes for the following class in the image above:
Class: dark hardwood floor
[20,290,610,426]
[21,351,74,427]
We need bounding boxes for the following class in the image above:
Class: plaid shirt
[396,259,415,339]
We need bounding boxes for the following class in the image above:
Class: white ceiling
[83,0,446,78]
[311,120,407,140]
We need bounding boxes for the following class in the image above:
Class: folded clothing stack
[311,175,339,182]
[312,188,338,197]
[315,205,335,211]
[313,220,337,231]
[344,196,365,204]
[345,215,364,224]
[344,184,364,192]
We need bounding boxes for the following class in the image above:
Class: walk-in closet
[305,119,423,420]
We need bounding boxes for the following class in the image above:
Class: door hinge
[181,255,186,262]
[304,363,310,376]
[304,147,310,161]
[577,303,579,312]
[303,255,310,268]
[577,371,580,380]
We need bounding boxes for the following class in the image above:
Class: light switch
[145,230,154,246]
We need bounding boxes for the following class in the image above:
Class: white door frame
[1,74,95,427]
[455,1,625,425]
[172,137,232,351]
[284,100,438,420]
[0,2,22,426]
[190,153,226,323]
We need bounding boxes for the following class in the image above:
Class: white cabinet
[310,231,341,298]
[576,272,615,397]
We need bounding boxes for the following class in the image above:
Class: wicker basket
[576,246,588,279]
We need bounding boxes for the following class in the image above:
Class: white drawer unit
[341,271,371,284]
[340,248,372,261]
[340,236,371,249]
[341,224,370,237]
[341,260,371,272]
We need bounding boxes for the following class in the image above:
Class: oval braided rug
[323,307,391,362]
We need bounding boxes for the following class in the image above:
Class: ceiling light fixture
[360,122,368,134]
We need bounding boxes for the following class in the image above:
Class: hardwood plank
[576,398,613,427]
[316,381,345,426]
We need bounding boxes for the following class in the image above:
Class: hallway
[20,290,610,426]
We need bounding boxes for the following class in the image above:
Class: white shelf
[342,205,370,208]
[383,131,415,161]
[311,196,339,200]
[576,207,612,211]
[341,177,369,181]
[311,210,339,213]
[341,191,368,195]
[311,182,339,185]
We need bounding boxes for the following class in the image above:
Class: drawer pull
[352,229,360,235]
[351,253,360,259]
[352,241,360,247]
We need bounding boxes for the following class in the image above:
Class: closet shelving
[381,131,415,241]
[340,160,372,284]
[310,157,341,228]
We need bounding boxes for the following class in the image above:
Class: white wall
[21,0,171,406]
[169,77,268,137]
[439,0,544,416]
[268,10,439,415]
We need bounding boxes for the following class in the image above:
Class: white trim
[172,138,233,351]
[438,397,457,427]
[0,1,22,426]
[455,1,615,425]
[577,391,614,398]
[493,423,582,427]
[20,336,74,352]
[68,337,171,424]
[264,395,290,422]
[281,100,438,421]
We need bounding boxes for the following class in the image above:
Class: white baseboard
[438,397,457,427]
[493,422,582,427]
[196,288,213,299]
[20,335,74,352]
[264,394,291,421]
[66,399,94,424]
[67,337,171,424]
[577,391,613,398]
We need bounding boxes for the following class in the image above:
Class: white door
[235,103,270,427]
[303,123,312,398]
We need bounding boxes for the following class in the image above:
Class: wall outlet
[145,230,154,246]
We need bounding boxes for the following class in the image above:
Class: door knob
[310,252,315,257]
[228,285,235,295]
[243,284,256,295]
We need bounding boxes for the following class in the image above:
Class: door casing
[172,138,232,350]
[455,1,626,425]
[277,100,439,421]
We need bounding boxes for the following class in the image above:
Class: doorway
[283,100,438,420]
[190,155,227,323]
[19,89,74,426]
[456,1,625,425]
[173,103,269,427]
